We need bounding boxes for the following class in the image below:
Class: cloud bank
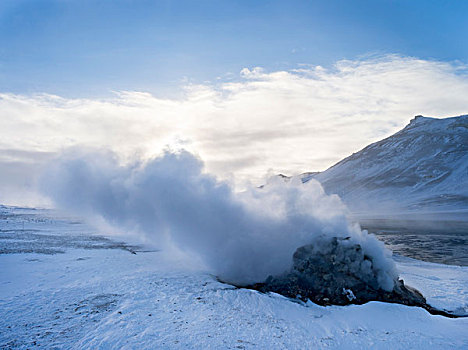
[40,149,397,289]
[1,55,468,205]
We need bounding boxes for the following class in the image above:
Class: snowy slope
[2,248,468,349]
[303,115,468,214]
[1,206,468,349]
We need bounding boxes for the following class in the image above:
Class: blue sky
[1,0,467,97]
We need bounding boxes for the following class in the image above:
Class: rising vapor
[40,149,397,289]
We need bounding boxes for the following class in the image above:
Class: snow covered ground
[1,206,467,349]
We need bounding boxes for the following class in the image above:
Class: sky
[1,0,468,205]
[1,0,468,96]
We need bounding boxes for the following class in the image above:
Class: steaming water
[373,229,468,266]
[359,218,468,266]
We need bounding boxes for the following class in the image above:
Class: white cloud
[1,55,468,205]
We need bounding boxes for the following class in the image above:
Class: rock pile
[247,237,460,317]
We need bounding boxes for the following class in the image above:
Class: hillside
[302,115,468,217]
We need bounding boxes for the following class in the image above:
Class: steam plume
[40,149,397,289]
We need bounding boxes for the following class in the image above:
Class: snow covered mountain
[302,115,468,215]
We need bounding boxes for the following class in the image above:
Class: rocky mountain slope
[302,115,468,215]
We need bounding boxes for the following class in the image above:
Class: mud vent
[245,238,464,318]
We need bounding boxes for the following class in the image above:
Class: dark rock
[246,237,462,318]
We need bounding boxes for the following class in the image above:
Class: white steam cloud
[40,149,397,289]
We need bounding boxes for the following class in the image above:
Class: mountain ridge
[299,114,468,215]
